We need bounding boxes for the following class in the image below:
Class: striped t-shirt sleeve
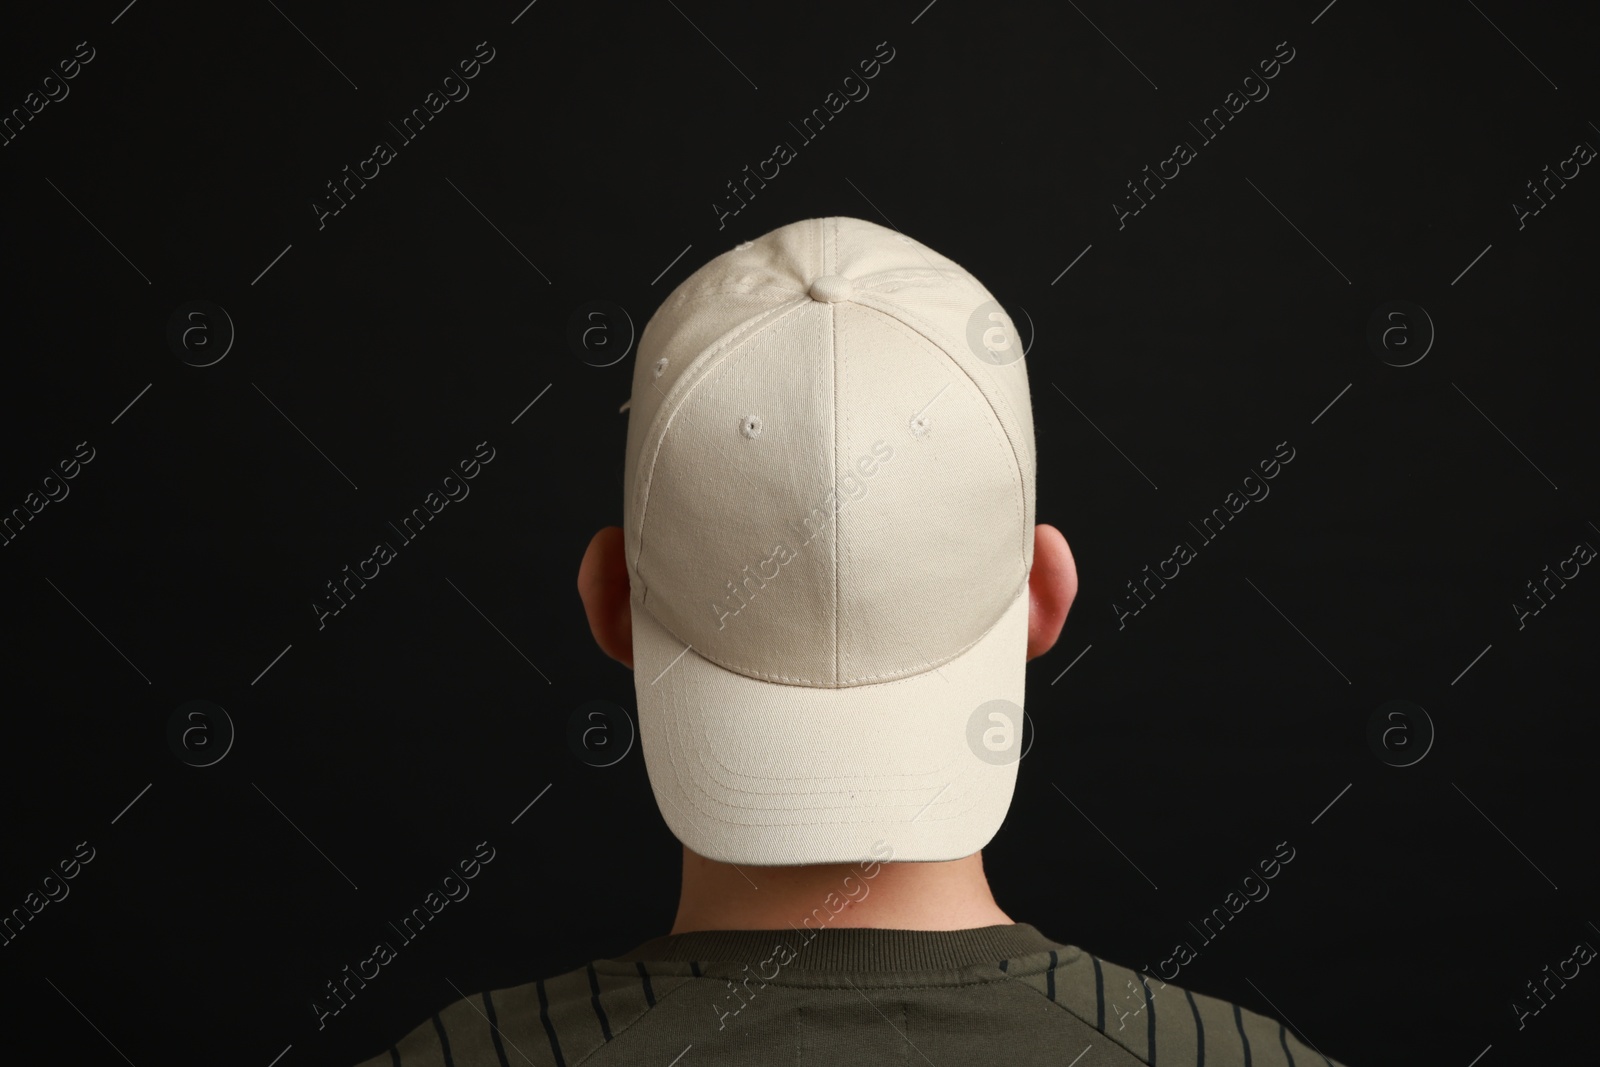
[352,962,686,1067]
[1032,950,1345,1067]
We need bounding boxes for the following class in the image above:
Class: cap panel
[634,301,841,685]
[846,292,1036,577]
[833,304,1029,684]
[624,226,826,588]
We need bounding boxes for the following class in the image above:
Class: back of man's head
[618,216,1040,867]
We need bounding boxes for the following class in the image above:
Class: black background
[2,1,1596,1064]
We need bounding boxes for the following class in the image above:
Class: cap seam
[853,266,978,293]
[654,583,1027,686]
[830,217,842,685]
[677,281,809,300]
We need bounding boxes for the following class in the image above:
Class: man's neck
[669,846,1013,934]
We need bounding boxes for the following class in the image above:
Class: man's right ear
[577,526,633,669]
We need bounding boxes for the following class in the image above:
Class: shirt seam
[566,973,700,1067]
[610,949,1073,979]
[1002,971,1154,1066]
[672,957,1068,989]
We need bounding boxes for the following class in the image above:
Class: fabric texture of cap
[623,216,1035,866]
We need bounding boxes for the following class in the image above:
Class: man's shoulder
[352,957,693,1067]
[1005,942,1344,1067]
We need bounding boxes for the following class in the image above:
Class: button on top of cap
[808,275,853,303]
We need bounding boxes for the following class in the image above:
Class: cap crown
[624,217,1036,687]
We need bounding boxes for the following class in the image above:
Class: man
[356,217,1347,1066]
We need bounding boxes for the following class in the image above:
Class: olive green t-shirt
[354,923,1346,1066]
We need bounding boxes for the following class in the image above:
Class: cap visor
[632,588,1029,866]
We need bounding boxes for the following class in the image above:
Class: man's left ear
[578,526,633,669]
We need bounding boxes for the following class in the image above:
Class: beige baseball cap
[622,216,1036,866]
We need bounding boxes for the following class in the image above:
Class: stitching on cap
[830,217,841,685]
[685,588,1024,684]
[677,282,806,301]
[854,267,977,293]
